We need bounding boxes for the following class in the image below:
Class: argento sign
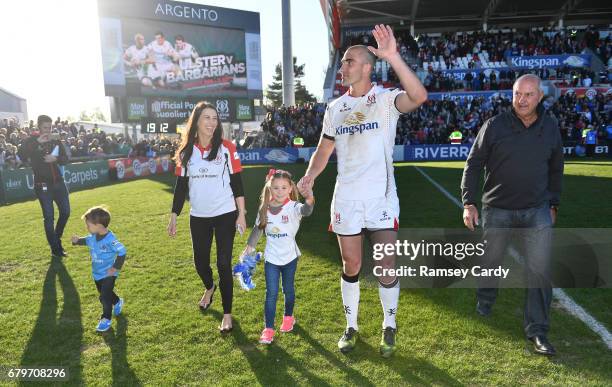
[154,2,219,21]
[98,0,261,33]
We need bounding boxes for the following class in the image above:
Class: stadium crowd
[396,91,611,145]
[338,27,610,93]
[241,89,610,149]
[0,117,180,170]
[242,103,326,149]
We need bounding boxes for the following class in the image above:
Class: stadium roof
[336,0,612,32]
[0,86,26,101]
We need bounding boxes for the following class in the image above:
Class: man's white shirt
[322,84,404,201]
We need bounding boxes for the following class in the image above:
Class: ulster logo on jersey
[213,153,223,165]
[281,215,289,224]
[366,93,377,106]
[335,212,341,224]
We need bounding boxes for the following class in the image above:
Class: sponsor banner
[0,160,109,203]
[108,156,172,180]
[508,54,591,69]
[436,54,591,81]
[342,26,376,41]
[237,148,299,164]
[428,90,512,101]
[563,145,609,156]
[243,145,472,164]
[127,97,147,120]
[558,87,612,98]
[404,144,472,161]
[0,168,31,202]
[439,68,506,81]
[126,96,251,122]
[235,98,254,121]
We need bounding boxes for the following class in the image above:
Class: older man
[461,74,564,356]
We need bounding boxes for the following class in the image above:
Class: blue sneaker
[113,298,124,316]
[96,318,112,332]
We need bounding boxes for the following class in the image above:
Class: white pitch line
[414,165,612,351]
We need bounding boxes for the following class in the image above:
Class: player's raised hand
[367,24,398,61]
[71,235,79,244]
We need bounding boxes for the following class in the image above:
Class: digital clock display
[140,119,177,134]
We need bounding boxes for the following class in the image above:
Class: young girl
[242,169,315,344]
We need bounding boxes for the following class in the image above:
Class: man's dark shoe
[529,335,556,356]
[58,242,68,257]
[476,301,492,317]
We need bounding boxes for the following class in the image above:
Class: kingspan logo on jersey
[267,226,289,239]
[335,112,379,136]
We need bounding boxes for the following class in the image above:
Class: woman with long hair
[168,101,246,332]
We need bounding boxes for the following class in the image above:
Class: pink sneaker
[259,328,275,344]
[280,316,295,332]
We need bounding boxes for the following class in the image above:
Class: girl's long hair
[257,170,300,230]
[174,101,223,169]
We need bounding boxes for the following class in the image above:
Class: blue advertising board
[508,54,591,69]
[404,144,472,161]
[428,90,512,101]
[238,147,299,164]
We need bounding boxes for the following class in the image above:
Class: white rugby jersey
[175,140,242,217]
[176,42,198,60]
[257,199,304,266]
[322,84,404,201]
[125,45,149,63]
[148,40,175,66]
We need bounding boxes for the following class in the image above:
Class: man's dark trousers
[477,203,553,338]
[35,181,70,255]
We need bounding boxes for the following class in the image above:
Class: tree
[265,57,316,107]
[78,108,107,123]
[265,63,283,106]
[79,110,91,121]
[91,107,107,123]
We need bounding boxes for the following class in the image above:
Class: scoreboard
[140,119,178,134]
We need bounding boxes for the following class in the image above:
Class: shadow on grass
[206,310,332,385]
[358,338,463,386]
[101,315,141,386]
[402,165,612,379]
[292,323,375,386]
[19,255,83,385]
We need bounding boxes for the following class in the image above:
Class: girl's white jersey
[322,84,404,202]
[257,200,305,266]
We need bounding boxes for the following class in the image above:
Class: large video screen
[98,0,262,99]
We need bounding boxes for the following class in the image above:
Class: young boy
[72,206,127,332]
